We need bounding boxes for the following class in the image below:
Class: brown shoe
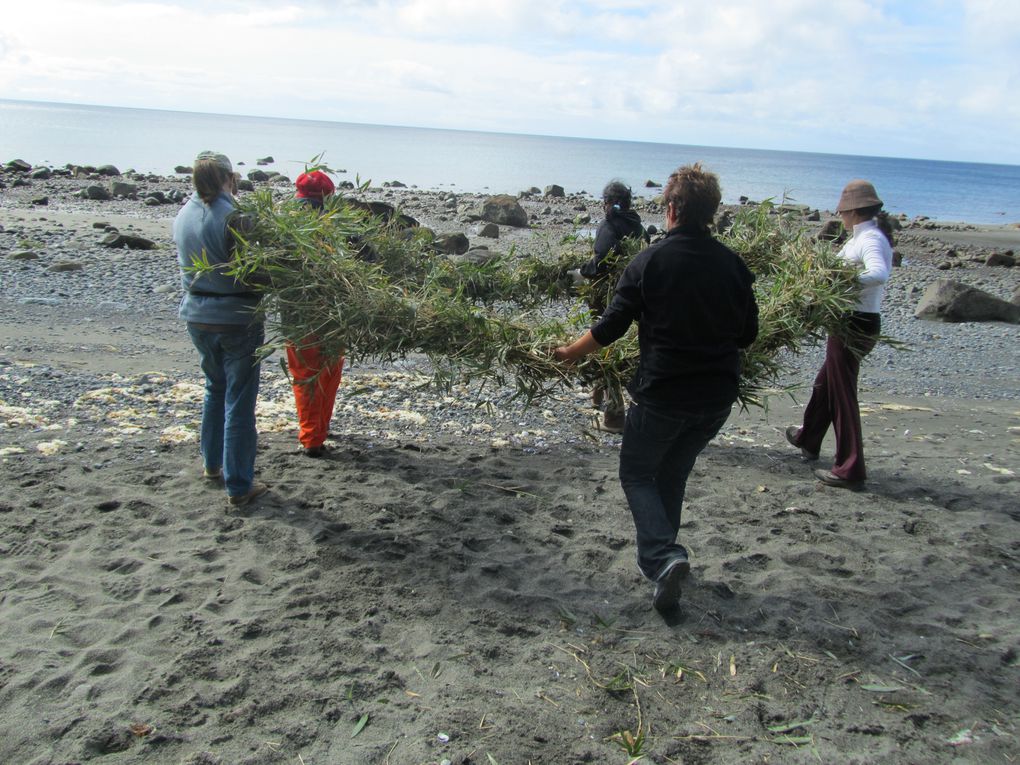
[785,426,819,461]
[601,410,625,434]
[813,469,863,490]
[228,481,269,507]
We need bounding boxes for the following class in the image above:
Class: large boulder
[5,159,32,172]
[477,195,528,228]
[544,184,565,198]
[96,164,121,176]
[914,279,1020,323]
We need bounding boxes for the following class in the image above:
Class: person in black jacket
[555,163,758,612]
[579,181,648,432]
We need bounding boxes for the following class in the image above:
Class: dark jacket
[591,224,758,412]
[580,208,647,279]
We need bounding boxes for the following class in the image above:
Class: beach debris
[437,732,450,743]
[36,439,67,455]
[982,463,1015,476]
[945,727,975,746]
[128,722,153,737]
[351,713,369,738]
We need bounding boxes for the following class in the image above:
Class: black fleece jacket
[579,208,647,279]
[591,224,759,412]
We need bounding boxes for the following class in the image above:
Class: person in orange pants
[288,170,343,457]
[286,339,343,457]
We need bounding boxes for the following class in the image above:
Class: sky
[1,0,1018,164]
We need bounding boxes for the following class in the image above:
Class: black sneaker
[652,557,690,612]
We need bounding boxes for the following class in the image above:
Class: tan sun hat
[836,179,882,213]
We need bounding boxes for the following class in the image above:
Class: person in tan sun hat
[785,179,893,490]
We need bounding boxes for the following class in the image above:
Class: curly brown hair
[663,163,721,228]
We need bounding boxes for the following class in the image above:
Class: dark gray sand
[1,172,1018,764]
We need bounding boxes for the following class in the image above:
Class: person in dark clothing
[579,180,648,432]
[555,163,759,612]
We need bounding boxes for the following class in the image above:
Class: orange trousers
[286,342,344,449]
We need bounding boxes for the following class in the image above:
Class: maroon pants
[796,313,880,482]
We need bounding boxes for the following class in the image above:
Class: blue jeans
[619,402,731,581]
[187,323,264,497]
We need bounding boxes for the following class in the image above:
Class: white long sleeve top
[838,218,893,313]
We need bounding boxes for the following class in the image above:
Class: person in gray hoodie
[174,151,267,507]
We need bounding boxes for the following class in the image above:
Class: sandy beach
[1,165,1019,764]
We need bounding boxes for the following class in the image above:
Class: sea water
[2,98,1018,224]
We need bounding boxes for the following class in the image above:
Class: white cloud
[0,0,1017,163]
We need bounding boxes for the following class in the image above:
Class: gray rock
[247,170,270,182]
[573,213,591,225]
[9,250,40,260]
[817,219,846,243]
[914,279,1020,323]
[19,297,64,306]
[96,164,121,176]
[434,232,470,255]
[544,184,565,198]
[100,232,156,250]
[153,284,177,294]
[383,180,407,188]
[48,261,84,273]
[237,179,255,192]
[256,156,274,165]
[174,165,192,174]
[475,222,499,238]
[1012,284,1020,306]
[6,159,31,172]
[85,185,113,201]
[30,197,48,206]
[986,252,1015,267]
[30,167,52,179]
[449,247,500,266]
[476,195,529,228]
[645,179,662,188]
[111,181,138,198]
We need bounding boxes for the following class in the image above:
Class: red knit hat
[295,170,336,200]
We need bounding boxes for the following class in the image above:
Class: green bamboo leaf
[351,713,369,738]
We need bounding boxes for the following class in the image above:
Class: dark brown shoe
[227,481,269,507]
[813,469,863,490]
[601,410,625,434]
[785,426,819,461]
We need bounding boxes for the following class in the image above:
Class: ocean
[2,98,1018,224]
